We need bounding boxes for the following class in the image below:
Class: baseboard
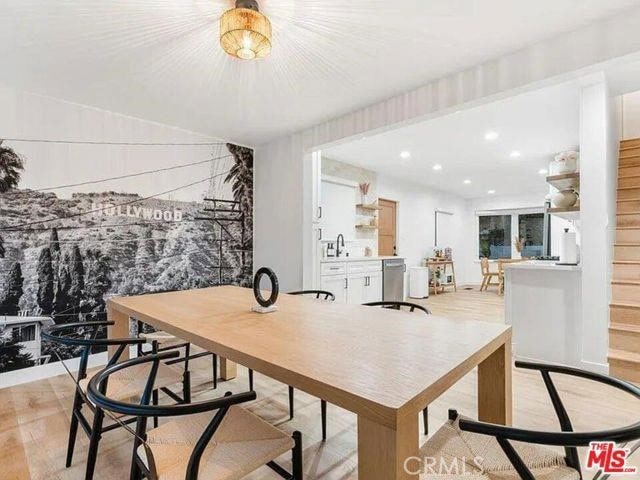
[0,352,108,388]
[579,359,609,374]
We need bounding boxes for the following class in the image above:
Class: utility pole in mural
[0,138,254,373]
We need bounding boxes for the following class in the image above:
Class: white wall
[376,175,470,284]
[621,90,640,139]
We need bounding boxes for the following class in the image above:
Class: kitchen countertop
[505,260,581,272]
[321,256,402,263]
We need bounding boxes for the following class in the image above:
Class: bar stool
[42,321,188,480]
[86,351,304,480]
[363,300,431,435]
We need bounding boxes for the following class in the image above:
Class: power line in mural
[0,170,232,231]
[1,218,217,233]
[2,137,225,146]
[34,155,233,191]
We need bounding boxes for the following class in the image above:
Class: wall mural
[0,139,253,373]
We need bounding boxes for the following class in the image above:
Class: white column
[578,73,618,372]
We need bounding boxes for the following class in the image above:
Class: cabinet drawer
[348,261,382,274]
[321,262,346,276]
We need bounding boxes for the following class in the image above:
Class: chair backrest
[498,258,525,274]
[480,257,490,274]
[42,321,146,381]
[363,301,431,315]
[452,361,640,477]
[288,290,336,301]
[86,351,257,480]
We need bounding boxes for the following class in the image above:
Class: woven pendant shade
[220,6,272,60]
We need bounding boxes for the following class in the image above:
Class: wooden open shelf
[355,225,378,230]
[356,203,382,211]
[547,206,580,221]
[546,172,580,191]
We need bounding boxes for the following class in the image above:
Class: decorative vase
[551,151,579,174]
[551,189,578,208]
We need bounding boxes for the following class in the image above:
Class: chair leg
[212,353,218,390]
[320,400,327,441]
[129,455,143,480]
[422,407,429,436]
[249,368,254,391]
[292,431,303,480]
[183,370,192,404]
[84,407,105,480]
[152,389,159,428]
[288,386,295,420]
[65,390,83,467]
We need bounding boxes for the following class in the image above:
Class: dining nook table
[106,285,512,480]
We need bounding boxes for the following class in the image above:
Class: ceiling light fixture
[220,0,272,60]
[488,189,496,195]
[400,151,411,159]
[433,164,442,171]
[463,179,471,184]
[485,131,499,141]
[510,151,521,158]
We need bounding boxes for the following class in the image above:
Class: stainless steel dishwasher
[382,258,405,301]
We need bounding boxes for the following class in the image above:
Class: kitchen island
[504,261,582,366]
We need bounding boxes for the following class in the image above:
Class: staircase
[610,137,640,384]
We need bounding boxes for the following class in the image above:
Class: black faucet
[336,233,345,257]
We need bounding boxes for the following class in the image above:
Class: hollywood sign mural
[91,202,183,221]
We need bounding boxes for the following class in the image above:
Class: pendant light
[220,0,272,60]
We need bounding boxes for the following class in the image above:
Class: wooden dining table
[107,285,512,480]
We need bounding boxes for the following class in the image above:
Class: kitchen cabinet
[320,274,347,303]
[320,260,382,304]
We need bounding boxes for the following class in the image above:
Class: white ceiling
[323,82,580,199]
[0,1,637,146]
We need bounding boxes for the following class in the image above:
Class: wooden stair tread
[609,302,640,310]
[617,198,640,202]
[609,348,640,363]
[618,186,640,190]
[613,260,640,264]
[617,212,640,216]
[612,280,640,285]
[615,242,640,246]
[617,227,640,230]
[609,323,640,334]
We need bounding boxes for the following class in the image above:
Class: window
[478,215,511,259]
[12,325,36,342]
[518,213,545,258]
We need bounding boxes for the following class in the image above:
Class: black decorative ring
[253,267,279,307]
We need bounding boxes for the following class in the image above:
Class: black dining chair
[363,300,431,435]
[421,361,640,479]
[86,351,303,480]
[42,321,188,480]
[136,319,218,390]
[248,289,335,441]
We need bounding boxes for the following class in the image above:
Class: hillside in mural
[0,142,253,372]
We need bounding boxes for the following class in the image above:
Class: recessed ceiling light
[510,151,521,158]
[538,168,548,175]
[463,179,471,184]
[400,151,411,159]
[485,131,499,141]
[488,189,496,195]
[433,164,442,171]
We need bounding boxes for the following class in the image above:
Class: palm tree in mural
[224,143,253,245]
[0,140,24,193]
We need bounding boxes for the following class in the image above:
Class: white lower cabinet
[320,261,382,305]
[320,274,347,303]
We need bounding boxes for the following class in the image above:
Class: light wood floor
[2,289,638,480]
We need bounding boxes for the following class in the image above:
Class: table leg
[106,306,130,361]
[219,357,237,380]
[478,340,512,425]
[358,414,419,479]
